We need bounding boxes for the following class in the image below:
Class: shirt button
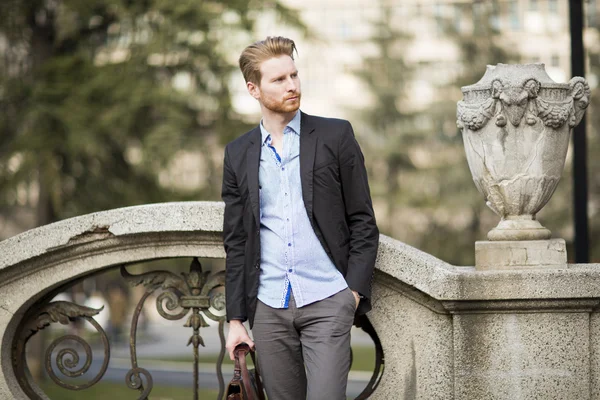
[288,243,291,247]
[282,167,285,171]
[288,269,293,273]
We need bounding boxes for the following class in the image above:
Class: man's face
[249,55,301,114]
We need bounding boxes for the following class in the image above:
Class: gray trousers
[252,288,355,400]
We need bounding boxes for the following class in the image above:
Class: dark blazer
[222,112,379,328]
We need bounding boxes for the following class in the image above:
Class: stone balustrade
[1,201,600,399]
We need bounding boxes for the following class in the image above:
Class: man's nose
[286,77,297,91]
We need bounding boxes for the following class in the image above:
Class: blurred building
[231,0,600,120]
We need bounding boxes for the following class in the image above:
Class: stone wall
[1,202,600,399]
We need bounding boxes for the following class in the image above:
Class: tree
[352,2,419,239]
[356,1,520,265]
[0,0,305,232]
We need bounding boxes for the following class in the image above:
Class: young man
[222,36,379,400]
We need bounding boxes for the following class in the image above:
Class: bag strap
[233,344,259,400]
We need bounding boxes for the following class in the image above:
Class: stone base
[475,239,567,270]
[487,218,552,241]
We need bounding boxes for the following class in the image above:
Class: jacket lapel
[246,126,261,224]
[300,112,317,221]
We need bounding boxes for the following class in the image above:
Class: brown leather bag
[226,343,265,400]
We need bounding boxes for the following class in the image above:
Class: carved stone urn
[457,63,590,241]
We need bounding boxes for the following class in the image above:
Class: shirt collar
[260,110,301,145]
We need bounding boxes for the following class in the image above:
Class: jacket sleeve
[221,145,247,322]
[338,121,379,301]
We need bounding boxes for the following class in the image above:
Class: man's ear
[247,81,260,100]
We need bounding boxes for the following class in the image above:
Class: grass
[41,381,219,400]
[349,346,376,372]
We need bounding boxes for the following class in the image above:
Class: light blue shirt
[257,110,348,308]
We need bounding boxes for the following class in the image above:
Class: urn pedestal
[457,64,590,270]
[475,238,567,270]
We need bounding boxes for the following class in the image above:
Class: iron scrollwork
[121,258,227,400]
[13,259,383,399]
[14,301,111,398]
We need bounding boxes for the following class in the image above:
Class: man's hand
[351,290,360,310]
[226,320,255,360]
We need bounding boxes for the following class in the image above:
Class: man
[222,36,379,400]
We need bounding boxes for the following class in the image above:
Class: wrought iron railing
[13,258,383,399]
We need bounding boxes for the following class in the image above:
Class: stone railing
[1,202,381,399]
[2,201,600,399]
[0,202,225,400]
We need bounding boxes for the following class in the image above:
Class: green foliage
[0,0,304,226]
[351,3,419,242]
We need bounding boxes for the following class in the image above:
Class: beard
[260,92,301,114]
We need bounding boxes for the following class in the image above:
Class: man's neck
[261,108,297,138]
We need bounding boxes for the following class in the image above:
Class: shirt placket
[281,128,295,307]
[266,132,294,308]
